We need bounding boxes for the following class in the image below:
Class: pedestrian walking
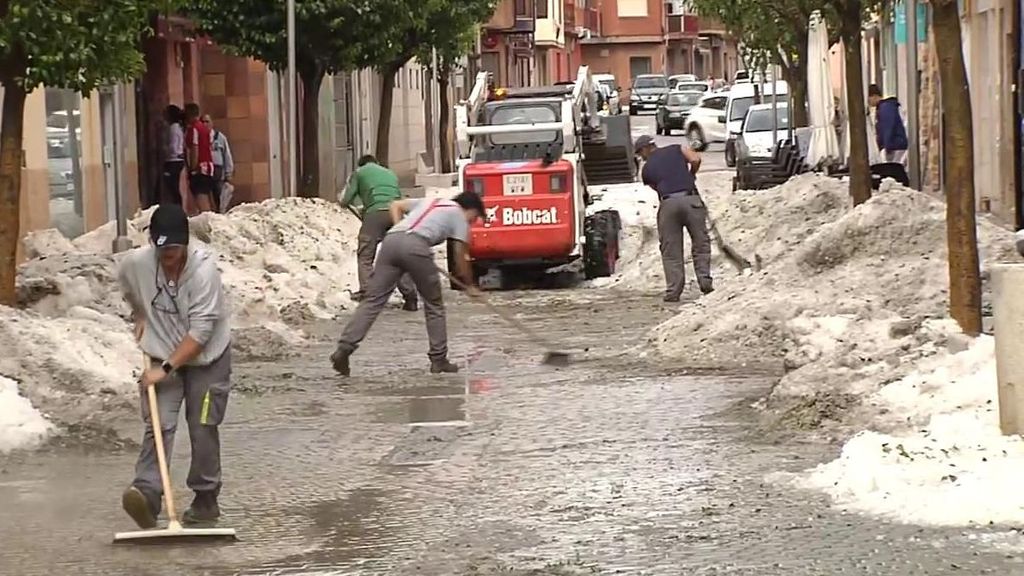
[161,105,186,206]
[184,103,216,213]
[868,84,909,165]
[339,154,418,310]
[634,134,713,302]
[202,114,234,213]
[116,204,232,529]
[330,191,485,377]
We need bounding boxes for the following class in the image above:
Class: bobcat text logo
[483,207,559,227]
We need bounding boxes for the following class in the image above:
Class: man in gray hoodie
[117,204,232,529]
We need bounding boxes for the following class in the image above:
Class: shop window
[44,88,84,238]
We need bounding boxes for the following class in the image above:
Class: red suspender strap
[407,199,454,230]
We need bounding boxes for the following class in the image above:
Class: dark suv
[628,74,669,116]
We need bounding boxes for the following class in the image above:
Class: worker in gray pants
[331,191,485,376]
[340,154,417,310]
[116,204,232,529]
[635,134,713,302]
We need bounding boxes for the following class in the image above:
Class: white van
[724,80,789,167]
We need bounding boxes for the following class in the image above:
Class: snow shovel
[438,267,572,367]
[705,207,752,273]
[113,354,237,544]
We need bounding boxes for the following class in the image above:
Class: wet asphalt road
[2,287,1024,575]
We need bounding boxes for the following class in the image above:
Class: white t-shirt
[166,123,185,161]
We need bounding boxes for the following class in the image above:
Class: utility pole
[286,0,297,197]
[905,0,921,189]
[111,84,132,253]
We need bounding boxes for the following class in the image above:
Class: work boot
[330,346,352,376]
[350,291,365,302]
[663,295,681,303]
[699,280,714,295]
[430,358,460,374]
[402,298,419,312]
[122,485,158,530]
[181,491,220,526]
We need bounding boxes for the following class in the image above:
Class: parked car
[672,80,711,94]
[668,74,698,89]
[736,102,790,161]
[628,74,669,115]
[683,92,729,151]
[656,91,703,136]
[724,80,789,167]
[592,73,622,115]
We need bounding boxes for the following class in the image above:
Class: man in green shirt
[340,155,418,310]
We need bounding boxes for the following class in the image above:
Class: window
[729,96,755,121]
[706,96,727,110]
[489,105,558,144]
[629,57,653,79]
[44,88,84,238]
[535,0,548,18]
[618,0,648,17]
[675,82,709,93]
[744,107,790,132]
[632,76,667,89]
[667,92,702,107]
[515,0,529,17]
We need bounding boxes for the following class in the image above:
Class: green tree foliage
[0,0,163,305]
[414,1,496,172]
[371,0,497,165]
[183,0,394,197]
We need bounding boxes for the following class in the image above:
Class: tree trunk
[438,70,453,173]
[841,8,872,206]
[783,62,810,128]
[933,0,982,335]
[375,60,407,165]
[299,68,324,199]
[0,81,26,306]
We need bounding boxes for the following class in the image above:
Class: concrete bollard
[993,263,1024,435]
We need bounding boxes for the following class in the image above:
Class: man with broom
[634,134,713,302]
[331,191,485,376]
[339,154,419,311]
[117,204,232,529]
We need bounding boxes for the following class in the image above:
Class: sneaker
[429,359,460,374]
[331,346,352,376]
[699,281,714,295]
[663,295,681,303]
[402,299,419,312]
[122,486,158,529]
[181,491,220,526]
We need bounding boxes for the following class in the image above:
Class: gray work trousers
[339,233,448,360]
[357,210,416,301]
[132,348,232,513]
[657,193,712,299]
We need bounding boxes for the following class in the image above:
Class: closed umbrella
[806,11,840,168]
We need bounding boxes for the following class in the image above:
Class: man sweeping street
[340,154,418,311]
[331,191,485,376]
[117,204,232,529]
[634,134,713,302]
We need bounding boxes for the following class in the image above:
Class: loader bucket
[581,115,636,186]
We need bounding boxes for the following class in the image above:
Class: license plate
[503,174,532,196]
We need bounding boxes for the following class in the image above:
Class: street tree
[415,8,491,173]
[369,0,497,165]
[827,0,878,205]
[931,0,981,334]
[693,0,837,128]
[0,0,161,306]
[184,0,393,198]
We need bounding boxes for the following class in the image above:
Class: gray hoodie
[117,242,231,366]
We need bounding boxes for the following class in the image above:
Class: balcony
[666,14,699,38]
[583,6,599,34]
[697,15,728,35]
[565,0,576,29]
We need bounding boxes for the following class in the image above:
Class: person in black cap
[116,204,233,529]
[634,134,713,302]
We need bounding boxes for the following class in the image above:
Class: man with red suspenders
[331,191,485,376]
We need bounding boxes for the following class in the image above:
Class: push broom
[113,354,237,543]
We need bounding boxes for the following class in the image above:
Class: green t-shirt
[340,162,401,213]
